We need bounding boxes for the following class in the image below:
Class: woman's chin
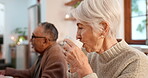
[85,48,94,53]
[83,44,94,52]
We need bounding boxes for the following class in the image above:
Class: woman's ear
[99,21,109,36]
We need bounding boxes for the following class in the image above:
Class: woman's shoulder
[115,46,148,66]
[124,46,147,59]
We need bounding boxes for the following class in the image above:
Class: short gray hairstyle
[72,0,121,37]
[39,22,58,41]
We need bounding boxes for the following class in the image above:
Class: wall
[0,3,4,35]
[117,0,124,39]
[0,0,28,63]
[27,0,37,7]
[40,0,82,47]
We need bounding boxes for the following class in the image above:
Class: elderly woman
[63,0,148,78]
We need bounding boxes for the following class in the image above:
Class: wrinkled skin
[62,21,118,78]
[63,39,93,78]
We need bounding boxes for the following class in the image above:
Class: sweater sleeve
[67,72,79,78]
[83,73,98,78]
[5,66,35,78]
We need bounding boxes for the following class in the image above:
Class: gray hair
[39,22,58,41]
[72,0,121,37]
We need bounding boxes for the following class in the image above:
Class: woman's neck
[97,37,118,54]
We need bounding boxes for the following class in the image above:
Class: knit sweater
[69,40,148,78]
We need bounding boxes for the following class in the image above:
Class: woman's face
[76,22,104,52]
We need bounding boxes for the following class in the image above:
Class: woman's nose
[76,30,81,40]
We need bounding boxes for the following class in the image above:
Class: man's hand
[0,70,5,75]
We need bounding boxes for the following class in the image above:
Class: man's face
[30,26,46,53]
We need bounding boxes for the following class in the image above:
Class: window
[124,0,147,44]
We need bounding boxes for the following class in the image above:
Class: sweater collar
[99,39,129,62]
[41,42,57,55]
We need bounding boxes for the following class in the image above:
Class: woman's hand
[63,39,93,77]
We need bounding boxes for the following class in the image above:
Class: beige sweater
[69,40,148,78]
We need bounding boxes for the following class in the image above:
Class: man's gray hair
[39,22,58,41]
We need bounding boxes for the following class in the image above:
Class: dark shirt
[32,55,43,78]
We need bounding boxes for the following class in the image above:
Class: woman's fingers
[62,39,86,66]
[63,43,71,52]
[62,39,79,58]
[64,39,77,48]
[61,39,89,74]
[65,52,78,73]
[70,66,77,73]
[65,52,76,65]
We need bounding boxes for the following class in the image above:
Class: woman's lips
[82,43,86,48]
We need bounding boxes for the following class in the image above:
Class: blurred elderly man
[0,22,67,78]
